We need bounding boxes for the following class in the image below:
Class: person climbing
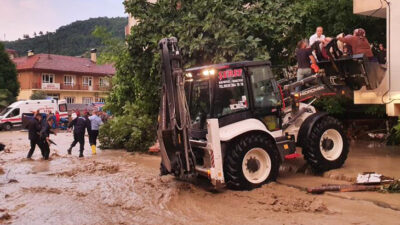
[88,110,103,155]
[67,111,91,158]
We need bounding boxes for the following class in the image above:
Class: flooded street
[1,131,400,225]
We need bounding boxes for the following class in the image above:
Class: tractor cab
[185,61,282,140]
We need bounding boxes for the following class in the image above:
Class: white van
[0,99,68,130]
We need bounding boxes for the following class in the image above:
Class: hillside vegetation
[3,17,127,57]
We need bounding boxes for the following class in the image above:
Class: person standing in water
[88,110,103,155]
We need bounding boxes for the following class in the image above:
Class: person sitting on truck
[309,26,326,46]
[296,40,319,91]
[337,28,373,58]
[27,112,43,159]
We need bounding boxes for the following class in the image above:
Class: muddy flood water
[1,131,400,225]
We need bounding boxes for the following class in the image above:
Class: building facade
[13,53,115,104]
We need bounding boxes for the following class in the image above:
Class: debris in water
[0,212,11,221]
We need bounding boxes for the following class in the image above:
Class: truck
[157,1,399,190]
[0,99,68,131]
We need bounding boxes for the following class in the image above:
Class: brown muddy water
[1,131,399,225]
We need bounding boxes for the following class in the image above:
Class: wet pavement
[1,131,400,225]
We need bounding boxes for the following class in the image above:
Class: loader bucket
[318,54,386,90]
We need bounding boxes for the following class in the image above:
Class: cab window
[0,107,11,116]
[7,108,20,118]
[214,68,248,117]
[249,66,280,109]
[189,80,210,129]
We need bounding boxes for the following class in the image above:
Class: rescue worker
[39,117,56,160]
[295,39,319,91]
[67,111,91,157]
[88,110,103,155]
[27,112,43,159]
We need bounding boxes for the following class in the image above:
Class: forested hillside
[3,17,127,57]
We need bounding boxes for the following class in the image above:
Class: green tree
[92,26,126,64]
[30,91,47,100]
[4,17,127,57]
[0,42,19,106]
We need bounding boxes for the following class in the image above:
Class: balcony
[31,83,111,91]
[60,84,111,91]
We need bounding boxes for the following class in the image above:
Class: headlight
[202,69,215,76]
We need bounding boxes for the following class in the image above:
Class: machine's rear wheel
[224,133,280,190]
[302,116,349,172]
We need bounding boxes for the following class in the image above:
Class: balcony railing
[31,83,111,91]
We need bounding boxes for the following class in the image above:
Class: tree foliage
[92,26,126,64]
[0,42,19,107]
[4,17,127,57]
[30,91,47,100]
[102,0,386,151]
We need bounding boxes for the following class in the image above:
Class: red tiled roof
[13,54,115,76]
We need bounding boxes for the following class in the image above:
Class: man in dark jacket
[27,113,43,159]
[67,111,91,157]
[39,117,56,160]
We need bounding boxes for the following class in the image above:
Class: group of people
[27,110,104,160]
[66,110,103,157]
[296,26,386,86]
[27,112,56,160]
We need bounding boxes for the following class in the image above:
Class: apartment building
[13,51,115,104]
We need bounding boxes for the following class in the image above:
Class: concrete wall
[353,0,387,18]
[353,0,400,116]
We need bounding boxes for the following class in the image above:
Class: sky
[0,0,127,41]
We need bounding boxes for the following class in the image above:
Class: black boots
[79,151,84,158]
[67,147,72,155]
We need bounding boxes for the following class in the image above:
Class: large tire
[302,116,349,172]
[3,123,12,131]
[224,133,280,190]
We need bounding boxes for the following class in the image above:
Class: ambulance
[0,99,68,130]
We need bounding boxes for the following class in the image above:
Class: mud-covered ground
[1,131,399,225]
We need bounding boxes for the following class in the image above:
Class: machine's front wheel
[3,123,12,131]
[224,133,280,190]
[302,116,349,172]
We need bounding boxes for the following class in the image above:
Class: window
[249,66,280,109]
[82,97,93,104]
[96,97,106,103]
[46,93,59,101]
[189,80,210,129]
[59,103,67,112]
[82,76,93,86]
[214,68,248,117]
[7,108,20,118]
[64,75,75,86]
[64,97,75,104]
[99,77,109,87]
[42,74,54,83]
[0,107,11,116]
